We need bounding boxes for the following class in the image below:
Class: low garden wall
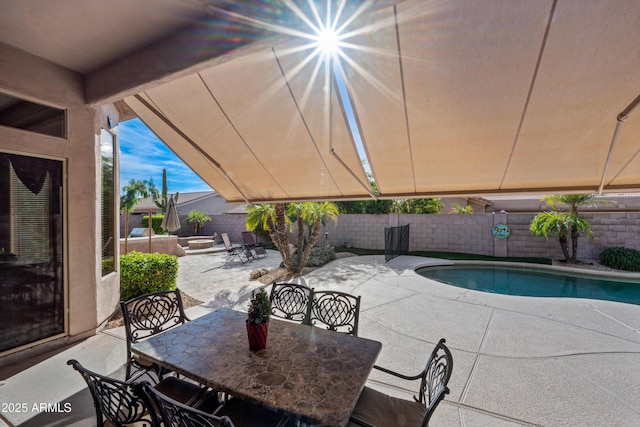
[119,236,180,256]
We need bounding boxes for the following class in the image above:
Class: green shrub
[120,251,179,301]
[282,246,336,268]
[599,247,640,272]
[101,258,114,276]
[141,214,166,235]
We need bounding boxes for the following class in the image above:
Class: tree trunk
[275,203,292,271]
[298,220,322,273]
[558,234,570,262]
[570,227,579,263]
[291,217,305,274]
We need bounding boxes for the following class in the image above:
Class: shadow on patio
[2,252,640,426]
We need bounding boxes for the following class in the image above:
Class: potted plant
[246,288,271,351]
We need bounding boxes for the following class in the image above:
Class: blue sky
[119,119,212,194]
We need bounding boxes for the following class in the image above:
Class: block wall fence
[121,212,640,261]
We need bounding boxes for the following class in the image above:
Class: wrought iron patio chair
[222,233,249,264]
[120,289,190,381]
[139,381,288,427]
[348,338,453,427]
[136,381,233,427]
[68,359,218,427]
[309,290,361,336]
[241,231,267,259]
[269,282,314,324]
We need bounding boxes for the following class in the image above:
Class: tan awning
[126,0,640,203]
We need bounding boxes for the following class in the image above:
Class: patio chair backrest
[120,289,189,380]
[419,338,453,418]
[309,290,361,336]
[136,381,235,427]
[121,289,189,343]
[269,282,314,324]
[357,338,453,427]
[221,233,233,251]
[67,359,154,427]
[241,231,256,247]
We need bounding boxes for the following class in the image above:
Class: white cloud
[119,119,212,194]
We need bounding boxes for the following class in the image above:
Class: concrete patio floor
[1,251,640,426]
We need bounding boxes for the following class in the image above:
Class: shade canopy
[125,0,640,203]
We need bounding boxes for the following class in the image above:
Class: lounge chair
[241,231,267,259]
[222,233,249,264]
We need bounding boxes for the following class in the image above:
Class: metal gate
[384,224,409,262]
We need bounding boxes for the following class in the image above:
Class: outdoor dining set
[68,284,453,427]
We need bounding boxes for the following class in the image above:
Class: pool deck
[1,253,640,426]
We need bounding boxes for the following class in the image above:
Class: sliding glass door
[0,152,64,353]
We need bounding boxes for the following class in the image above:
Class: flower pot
[246,322,269,351]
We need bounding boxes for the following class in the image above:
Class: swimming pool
[416,264,640,305]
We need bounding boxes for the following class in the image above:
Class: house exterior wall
[176,194,229,216]
[0,44,120,359]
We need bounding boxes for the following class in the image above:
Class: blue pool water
[416,265,640,305]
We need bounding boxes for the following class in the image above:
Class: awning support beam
[132,94,250,203]
[598,93,640,194]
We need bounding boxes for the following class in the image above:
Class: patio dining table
[131,307,382,426]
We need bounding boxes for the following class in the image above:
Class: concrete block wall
[323,212,639,261]
[582,213,640,259]
[121,211,640,261]
[400,214,495,255]
[323,214,390,249]
[499,214,564,259]
[478,213,640,260]
[208,215,249,243]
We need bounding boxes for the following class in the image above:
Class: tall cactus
[152,169,179,214]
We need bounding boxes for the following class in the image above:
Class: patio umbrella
[161,196,181,233]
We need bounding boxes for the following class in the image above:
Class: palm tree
[545,194,602,262]
[530,211,571,261]
[246,203,293,271]
[291,202,339,274]
[530,194,600,262]
[246,202,339,274]
[184,210,211,235]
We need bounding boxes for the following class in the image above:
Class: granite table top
[131,307,382,426]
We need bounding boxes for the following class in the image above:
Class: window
[10,165,51,261]
[0,92,66,138]
[100,129,116,276]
